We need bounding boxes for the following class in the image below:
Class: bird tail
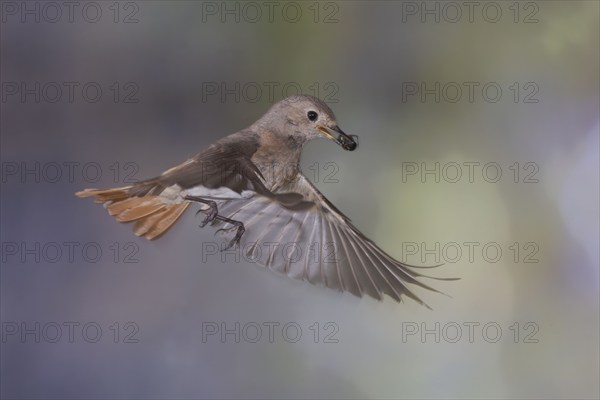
[75,184,190,240]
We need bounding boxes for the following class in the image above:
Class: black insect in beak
[318,125,358,151]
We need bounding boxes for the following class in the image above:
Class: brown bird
[76,96,454,307]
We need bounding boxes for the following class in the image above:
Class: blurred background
[1,1,598,399]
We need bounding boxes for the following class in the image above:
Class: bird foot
[186,196,218,227]
[215,221,245,250]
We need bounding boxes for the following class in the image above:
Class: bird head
[256,95,357,151]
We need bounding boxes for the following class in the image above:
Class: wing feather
[205,173,453,307]
[330,220,364,298]
[336,226,383,300]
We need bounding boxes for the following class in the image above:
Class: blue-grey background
[1,1,598,399]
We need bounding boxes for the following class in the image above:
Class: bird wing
[76,131,302,240]
[129,131,271,197]
[211,174,456,307]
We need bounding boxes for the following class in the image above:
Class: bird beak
[317,125,357,151]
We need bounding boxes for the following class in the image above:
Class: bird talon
[214,223,245,250]
[223,229,244,251]
[199,213,215,228]
[194,202,218,228]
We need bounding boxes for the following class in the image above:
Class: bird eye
[307,111,318,121]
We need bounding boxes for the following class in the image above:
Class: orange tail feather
[75,187,190,240]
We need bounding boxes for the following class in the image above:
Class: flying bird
[76,96,454,307]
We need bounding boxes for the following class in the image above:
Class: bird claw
[215,223,245,250]
[198,209,217,228]
[184,195,244,250]
[194,203,218,228]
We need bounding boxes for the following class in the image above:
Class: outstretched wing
[211,174,456,307]
[128,130,271,197]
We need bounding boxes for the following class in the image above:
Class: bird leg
[184,195,218,227]
[213,216,245,250]
[184,195,245,250]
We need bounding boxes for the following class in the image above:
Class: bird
[76,95,455,308]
